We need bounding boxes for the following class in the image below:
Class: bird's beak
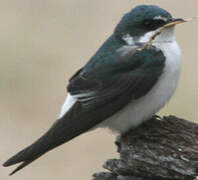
[171,18,186,23]
[139,17,193,50]
[164,18,192,28]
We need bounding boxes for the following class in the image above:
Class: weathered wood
[92,116,198,180]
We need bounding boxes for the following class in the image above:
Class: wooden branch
[92,116,198,180]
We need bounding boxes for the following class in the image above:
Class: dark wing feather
[3,46,165,175]
[68,46,165,109]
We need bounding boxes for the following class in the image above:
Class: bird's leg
[115,136,121,153]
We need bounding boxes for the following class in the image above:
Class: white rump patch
[59,93,77,118]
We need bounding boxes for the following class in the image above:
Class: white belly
[99,41,182,133]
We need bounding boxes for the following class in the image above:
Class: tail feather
[3,103,100,175]
[8,160,35,176]
[3,104,84,175]
[3,143,44,175]
[3,136,51,175]
[3,150,26,167]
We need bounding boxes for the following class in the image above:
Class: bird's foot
[115,136,121,153]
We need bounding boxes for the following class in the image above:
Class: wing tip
[3,154,31,175]
[3,156,22,167]
[3,160,13,167]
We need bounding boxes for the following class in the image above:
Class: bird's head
[114,5,184,44]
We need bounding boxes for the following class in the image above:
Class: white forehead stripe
[153,15,168,22]
[122,33,134,45]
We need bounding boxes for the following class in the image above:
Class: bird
[3,5,186,175]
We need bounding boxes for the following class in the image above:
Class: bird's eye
[142,19,166,30]
[143,20,153,27]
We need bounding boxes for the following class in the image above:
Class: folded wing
[3,45,165,175]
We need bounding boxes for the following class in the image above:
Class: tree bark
[92,116,198,180]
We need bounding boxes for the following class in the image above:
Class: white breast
[99,40,182,133]
[58,27,181,134]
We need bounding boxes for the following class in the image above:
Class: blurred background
[0,0,197,179]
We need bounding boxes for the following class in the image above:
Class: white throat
[122,27,176,45]
[139,27,176,43]
[59,26,181,134]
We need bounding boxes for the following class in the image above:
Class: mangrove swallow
[3,5,186,175]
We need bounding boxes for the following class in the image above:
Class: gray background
[1,0,198,179]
